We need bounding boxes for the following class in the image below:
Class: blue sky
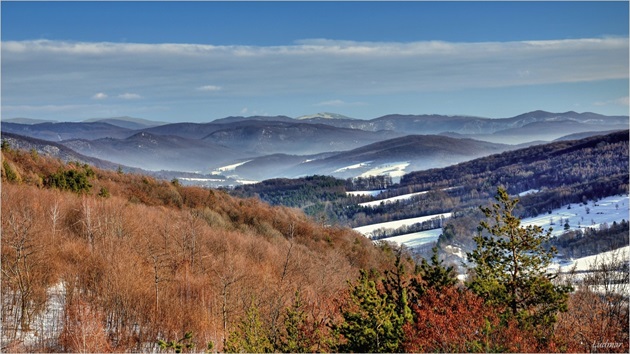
[2,1,628,122]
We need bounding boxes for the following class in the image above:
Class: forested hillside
[0,146,390,352]
[231,131,628,231]
[1,144,628,353]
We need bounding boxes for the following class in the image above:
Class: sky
[1,1,629,123]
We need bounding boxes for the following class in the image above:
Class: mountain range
[2,110,627,185]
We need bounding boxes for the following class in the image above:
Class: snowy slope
[365,194,629,251]
[375,229,443,248]
[353,212,452,237]
[521,194,629,237]
[550,245,629,272]
[359,191,429,207]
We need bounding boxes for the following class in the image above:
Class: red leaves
[403,286,541,353]
[403,286,494,352]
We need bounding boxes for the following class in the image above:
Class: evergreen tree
[383,248,413,325]
[157,331,195,353]
[224,300,273,353]
[466,187,571,340]
[335,270,400,353]
[417,246,457,292]
[381,248,413,352]
[277,291,313,353]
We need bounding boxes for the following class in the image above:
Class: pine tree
[417,246,457,292]
[277,291,313,353]
[335,270,400,353]
[382,248,413,352]
[224,300,273,353]
[466,187,571,340]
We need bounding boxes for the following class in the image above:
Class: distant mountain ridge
[296,112,357,120]
[83,116,167,129]
[61,132,248,172]
[203,121,404,155]
[1,121,135,141]
[3,118,58,125]
[1,110,627,184]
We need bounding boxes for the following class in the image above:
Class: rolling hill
[203,121,404,155]
[227,134,514,181]
[1,121,135,141]
[61,132,249,172]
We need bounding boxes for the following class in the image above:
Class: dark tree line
[553,220,629,259]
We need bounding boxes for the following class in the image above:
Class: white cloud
[315,99,346,107]
[594,96,630,106]
[92,92,108,100]
[2,37,627,118]
[118,93,142,99]
[197,85,222,92]
[315,99,366,107]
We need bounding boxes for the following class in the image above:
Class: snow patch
[377,229,442,248]
[334,162,372,173]
[445,245,467,260]
[179,177,225,182]
[214,160,251,173]
[236,179,259,185]
[359,162,410,179]
[353,212,452,237]
[550,245,630,273]
[521,194,629,238]
[518,189,539,197]
[359,191,429,208]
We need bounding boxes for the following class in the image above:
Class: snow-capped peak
[296,112,355,120]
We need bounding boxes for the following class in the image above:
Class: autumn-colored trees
[1,149,628,353]
[0,149,386,352]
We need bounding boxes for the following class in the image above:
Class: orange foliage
[1,150,387,352]
[59,297,111,353]
[403,286,540,353]
[554,289,629,353]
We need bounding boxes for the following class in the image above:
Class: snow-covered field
[358,194,629,250]
[236,179,259,185]
[213,160,251,173]
[519,189,540,197]
[376,229,443,248]
[359,191,429,208]
[353,212,452,237]
[334,162,372,173]
[521,194,629,237]
[359,161,410,179]
[550,245,629,273]
[179,177,226,183]
[358,186,462,208]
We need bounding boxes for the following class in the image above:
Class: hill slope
[0,146,391,352]
[61,132,249,172]
[203,121,403,155]
[1,121,134,141]
[229,134,513,181]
